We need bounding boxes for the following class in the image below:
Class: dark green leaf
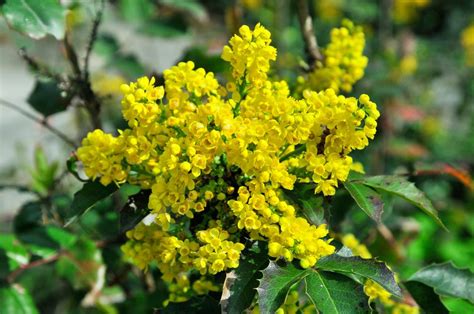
[141,19,188,38]
[354,175,446,229]
[408,262,474,304]
[282,183,325,225]
[317,254,402,298]
[2,0,65,40]
[112,54,146,79]
[0,284,39,314]
[344,181,384,224]
[160,0,207,20]
[0,235,29,272]
[119,189,150,233]
[160,295,220,314]
[304,270,369,313]
[0,249,10,281]
[404,281,448,314]
[221,242,268,313]
[93,34,120,60]
[66,156,88,182]
[257,261,308,313]
[27,80,70,117]
[65,181,118,226]
[180,47,228,74]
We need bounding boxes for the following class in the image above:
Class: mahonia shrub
[299,19,368,93]
[76,23,379,305]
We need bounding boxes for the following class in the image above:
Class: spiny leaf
[2,0,66,40]
[353,175,446,230]
[304,270,369,314]
[404,281,448,314]
[257,261,309,313]
[316,254,402,298]
[408,262,474,304]
[344,181,384,224]
[220,242,268,313]
[65,181,118,226]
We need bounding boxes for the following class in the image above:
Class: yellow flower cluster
[303,19,368,93]
[77,23,378,303]
[461,24,474,67]
[393,0,430,24]
[342,234,419,314]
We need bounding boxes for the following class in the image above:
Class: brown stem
[296,0,323,70]
[0,99,77,148]
[7,252,63,283]
[84,0,105,84]
[377,223,404,262]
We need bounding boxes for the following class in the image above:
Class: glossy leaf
[354,175,446,229]
[317,254,402,298]
[221,242,268,313]
[119,189,150,233]
[27,80,70,117]
[304,271,369,313]
[408,262,474,304]
[0,284,39,314]
[282,183,325,225]
[2,0,66,40]
[257,261,308,313]
[404,281,448,314]
[65,181,118,226]
[344,181,384,224]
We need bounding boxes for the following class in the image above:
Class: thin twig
[84,0,105,83]
[0,99,78,148]
[377,223,404,262]
[7,252,63,283]
[295,0,323,70]
[18,48,63,81]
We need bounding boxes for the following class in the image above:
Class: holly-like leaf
[304,270,369,313]
[354,175,446,229]
[220,242,268,313]
[65,181,118,226]
[282,183,325,225]
[404,281,448,314]
[316,254,402,298]
[344,181,384,224]
[27,80,70,117]
[0,284,39,314]
[408,262,474,304]
[257,261,309,313]
[2,0,66,40]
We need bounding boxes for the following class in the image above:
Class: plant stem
[296,0,323,70]
[0,99,77,148]
[7,252,63,283]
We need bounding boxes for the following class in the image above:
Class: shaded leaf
[404,281,448,314]
[317,254,402,298]
[304,270,369,313]
[344,181,384,224]
[0,284,39,314]
[257,261,308,313]
[27,80,70,117]
[140,18,187,38]
[354,175,446,229]
[112,54,147,79]
[160,295,220,314]
[221,242,268,313]
[119,189,150,233]
[2,0,65,40]
[282,183,325,225]
[408,262,474,304]
[160,0,207,20]
[119,0,154,23]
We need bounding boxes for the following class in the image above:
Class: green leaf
[140,19,187,38]
[0,235,29,272]
[27,80,70,117]
[257,261,308,313]
[119,189,150,233]
[221,242,268,313]
[316,254,402,298]
[2,0,66,40]
[282,183,325,225]
[408,262,474,304]
[66,156,88,182]
[66,181,119,226]
[94,34,120,60]
[180,47,228,74]
[30,147,58,194]
[160,0,207,20]
[160,295,220,313]
[0,284,39,314]
[404,281,448,314]
[119,0,154,23]
[354,175,446,229]
[344,181,384,224]
[304,271,369,313]
[112,54,147,79]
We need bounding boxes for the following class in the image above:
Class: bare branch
[296,0,323,70]
[0,99,77,148]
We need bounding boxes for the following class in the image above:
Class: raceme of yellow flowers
[76,23,379,303]
[300,19,368,93]
[342,234,420,314]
